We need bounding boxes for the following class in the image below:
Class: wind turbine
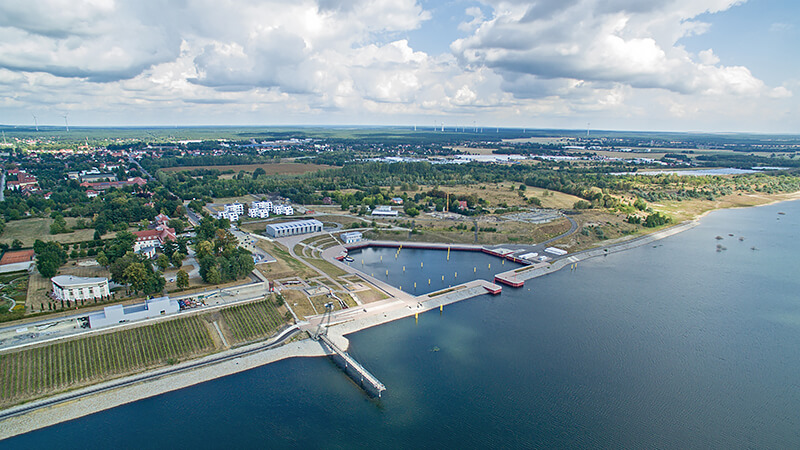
[63,114,69,132]
[32,114,38,132]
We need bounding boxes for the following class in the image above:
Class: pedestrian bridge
[317,333,386,398]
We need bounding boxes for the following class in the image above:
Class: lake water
[6,201,800,448]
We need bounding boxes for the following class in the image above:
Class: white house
[52,275,110,302]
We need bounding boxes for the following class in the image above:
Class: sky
[0,0,797,133]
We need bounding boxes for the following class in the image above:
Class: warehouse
[266,219,323,238]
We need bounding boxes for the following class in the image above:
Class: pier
[317,334,386,398]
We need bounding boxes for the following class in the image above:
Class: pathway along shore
[0,217,701,441]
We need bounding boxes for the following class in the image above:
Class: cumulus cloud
[451,0,785,98]
[0,0,794,131]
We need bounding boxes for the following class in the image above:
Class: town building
[371,205,398,216]
[80,177,147,191]
[340,231,363,244]
[86,190,99,198]
[88,296,179,328]
[133,225,177,255]
[51,275,110,302]
[391,197,404,205]
[266,219,323,238]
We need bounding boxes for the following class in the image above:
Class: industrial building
[88,296,179,328]
[52,275,110,302]
[340,231,363,244]
[266,219,323,238]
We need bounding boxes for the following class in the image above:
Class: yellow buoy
[454,272,457,278]
[403,266,405,272]
[474,267,476,273]
[447,246,450,261]
[386,269,389,277]
[488,263,491,269]
[442,275,445,281]
[440,304,443,312]
[414,282,417,289]
[502,259,505,265]
[421,261,423,268]
[380,255,383,261]
[428,279,431,285]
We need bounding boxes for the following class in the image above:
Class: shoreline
[2,196,798,441]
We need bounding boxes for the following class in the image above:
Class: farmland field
[219,298,286,344]
[0,316,213,409]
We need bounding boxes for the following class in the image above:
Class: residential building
[133,225,177,254]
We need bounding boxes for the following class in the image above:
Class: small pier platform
[318,334,386,398]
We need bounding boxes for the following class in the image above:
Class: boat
[344,256,354,262]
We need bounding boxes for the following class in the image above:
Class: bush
[573,200,592,210]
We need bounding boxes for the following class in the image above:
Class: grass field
[0,217,119,247]
[0,315,213,409]
[220,298,286,344]
[253,240,318,280]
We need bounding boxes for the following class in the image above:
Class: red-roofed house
[86,190,99,198]
[0,249,35,273]
[458,200,468,210]
[154,213,170,226]
[80,177,147,191]
[133,225,176,256]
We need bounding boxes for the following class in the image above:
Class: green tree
[49,215,70,234]
[252,167,266,178]
[206,265,222,285]
[171,251,185,268]
[11,239,23,250]
[168,218,185,234]
[176,269,189,289]
[156,253,170,271]
[96,251,109,267]
[123,262,148,294]
[33,240,67,278]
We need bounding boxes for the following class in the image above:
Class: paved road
[541,214,579,246]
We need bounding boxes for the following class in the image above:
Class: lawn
[0,217,117,247]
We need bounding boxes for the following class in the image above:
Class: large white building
[88,296,180,328]
[266,219,323,238]
[340,231,363,244]
[371,205,398,216]
[52,275,110,302]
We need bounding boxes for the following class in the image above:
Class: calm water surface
[7,201,800,448]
